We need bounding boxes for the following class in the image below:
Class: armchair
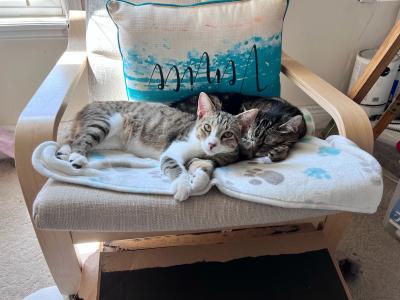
[15,10,373,296]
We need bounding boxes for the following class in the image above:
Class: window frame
[0,0,75,39]
[0,0,65,18]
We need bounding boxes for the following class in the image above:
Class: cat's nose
[208,142,217,150]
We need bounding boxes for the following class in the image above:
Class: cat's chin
[203,148,215,156]
[203,148,232,157]
[201,145,219,156]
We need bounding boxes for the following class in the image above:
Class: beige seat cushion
[33,179,334,232]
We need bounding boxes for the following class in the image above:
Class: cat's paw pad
[172,175,191,202]
[56,144,71,160]
[68,152,88,169]
[189,169,210,193]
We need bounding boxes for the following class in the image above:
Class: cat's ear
[279,115,304,133]
[197,92,216,119]
[237,109,259,133]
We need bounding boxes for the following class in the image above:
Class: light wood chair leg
[78,250,100,300]
[323,213,352,251]
[35,230,82,295]
[15,126,82,295]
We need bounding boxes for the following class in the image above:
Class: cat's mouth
[203,147,215,156]
[202,144,234,156]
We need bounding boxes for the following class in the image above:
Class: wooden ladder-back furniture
[15,11,372,298]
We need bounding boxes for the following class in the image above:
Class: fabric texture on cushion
[86,0,206,102]
[33,180,333,231]
[106,0,288,102]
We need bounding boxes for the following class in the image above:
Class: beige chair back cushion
[86,0,205,102]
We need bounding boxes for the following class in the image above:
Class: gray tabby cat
[57,92,258,201]
[172,93,306,162]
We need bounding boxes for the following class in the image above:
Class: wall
[0,0,399,127]
[0,38,67,126]
[282,0,400,128]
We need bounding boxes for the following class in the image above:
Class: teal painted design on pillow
[107,0,288,103]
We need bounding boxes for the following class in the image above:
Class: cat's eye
[222,131,233,138]
[203,123,211,132]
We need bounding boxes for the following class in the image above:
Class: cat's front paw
[172,174,191,202]
[189,169,210,193]
[263,145,289,162]
[68,152,88,169]
[56,144,71,161]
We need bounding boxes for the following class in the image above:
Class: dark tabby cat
[57,93,258,201]
[172,93,306,162]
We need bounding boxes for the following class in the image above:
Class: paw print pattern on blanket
[244,167,285,185]
[318,146,341,156]
[304,168,331,179]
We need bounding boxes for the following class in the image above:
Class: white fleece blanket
[32,135,383,213]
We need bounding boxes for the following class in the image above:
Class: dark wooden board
[99,249,349,300]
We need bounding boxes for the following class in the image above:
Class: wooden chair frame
[322,21,400,139]
[15,11,373,296]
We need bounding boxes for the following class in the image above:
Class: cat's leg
[56,121,78,160]
[160,139,203,201]
[239,139,254,160]
[256,144,290,163]
[186,158,215,193]
[56,144,72,161]
[68,133,105,168]
[67,118,113,168]
[160,155,191,202]
[267,144,290,162]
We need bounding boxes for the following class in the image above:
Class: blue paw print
[318,146,341,156]
[304,168,331,179]
[88,151,106,161]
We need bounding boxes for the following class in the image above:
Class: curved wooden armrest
[281,52,373,153]
[15,11,87,212]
